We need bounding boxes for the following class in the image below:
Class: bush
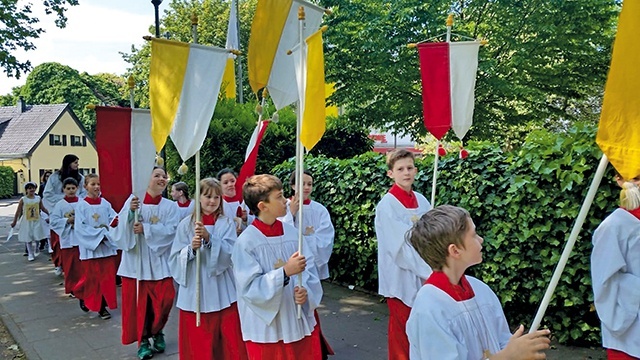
[272,122,616,345]
[0,166,14,198]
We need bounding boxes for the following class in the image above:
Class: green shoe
[137,339,153,360]
[152,331,165,353]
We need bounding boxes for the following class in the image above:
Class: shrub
[0,166,14,198]
[272,122,616,345]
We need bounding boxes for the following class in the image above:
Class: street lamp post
[151,0,167,178]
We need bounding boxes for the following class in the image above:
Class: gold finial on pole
[480,38,489,45]
[191,13,198,25]
[320,25,329,33]
[407,43,417,49]
[262,88,269,98]
[298,6,305,20]
[229,49,242,56]
[127,75,135,90]
[446,13,454,27]
[85,104,96,110]
[324,8,333,15]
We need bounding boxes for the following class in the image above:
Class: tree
[18,62,127,137]
[122,0,257,107]
[321,0,620,141]
[1,0,79,79]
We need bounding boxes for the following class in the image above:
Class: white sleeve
[50,201,69,237]
[375,200,431,278]
[232,238,285,326]
[142,201,180,256]
[111,195,137,251]
[169,218,193,287]
[42,174,61,210]
[407,307,468,360]
[307,205,334,271]
[204,217,236,276]
[591,219,640,335]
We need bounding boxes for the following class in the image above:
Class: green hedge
[0,166,14,198]
[272,123,616,345]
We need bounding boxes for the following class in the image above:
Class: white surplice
[75,198,118,260]
[222,199,255,231]
[42,172,86,211]
[50,199,79,249]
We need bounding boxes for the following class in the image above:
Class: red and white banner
[232,120,270,202]
[95,107,157,212]
[418,41,480,140]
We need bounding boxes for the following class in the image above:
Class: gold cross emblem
[92,213,100,222]
[64,210,74,218]
[274,258,286,269]
[411,215,419,223]
[149,215,160,224]
[483,350,491,358]
[304,226,315,235]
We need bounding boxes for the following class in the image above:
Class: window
[71,135,83,146]
[49,134,62,146]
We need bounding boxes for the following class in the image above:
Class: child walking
[375,149,432,360]
[232,174,323,360]
[113,167,180,360]
[11,182,48,261]
[50,178,83,297]
[591,172,640,359]
[75,174,119,320]
[217,168,254,235]
[281,170,335,358]
[171,181,194,221]
[406,205,551,359]
[169,178,248,360]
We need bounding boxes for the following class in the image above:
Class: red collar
[224,195,242,203]
[425,271,475,301]
[84,196,101,205]
[144,193,162,205]
[626,207,640,220]
[202,213,217,225]
[389,183,418,209]
[289,197,312,205]
[177,199,191,208]
[64,196,79,203]
[252,218,284,237]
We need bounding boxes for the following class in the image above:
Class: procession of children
[8,148,638,360]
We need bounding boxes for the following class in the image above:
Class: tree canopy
[321,0,620,140]
[1,0,79,79]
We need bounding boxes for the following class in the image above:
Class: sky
[0,0,171,95]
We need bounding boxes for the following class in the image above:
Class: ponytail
[620,181,640,211]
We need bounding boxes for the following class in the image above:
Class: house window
[49,134,62,146]
[71,135,84,146]
[79,168,96,176]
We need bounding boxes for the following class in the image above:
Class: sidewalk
[0,197,388,360]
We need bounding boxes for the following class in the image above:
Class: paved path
[0,197,388,360]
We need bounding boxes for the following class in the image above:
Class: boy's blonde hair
[620,181,640,211]
[408,205,471,270]
[243,174,283,216]
[84,173,98,185]
[386,149,415,170]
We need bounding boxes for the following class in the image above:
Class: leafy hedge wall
[272,123,617,345]
[0,166,14,198]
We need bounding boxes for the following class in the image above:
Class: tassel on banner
[155,153,164,167]
[459,146,469,159]
[271,111,279,123]
[437,143,447,157]
[177,162,188,175]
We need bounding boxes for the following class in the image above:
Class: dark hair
[24,182,37,190]
[58,154,81,183]
[243,174,282,216]
[216,168,238,180]
[172,181,189,198]
[288,170,313,186]
[62,177,79,187]
[40,170,52,183]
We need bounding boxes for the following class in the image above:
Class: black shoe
[99,308,111,320]
[79,299,90,313]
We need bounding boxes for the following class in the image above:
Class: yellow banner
[149,39,190,153]
[247,0,293,93]
[222,58,236,99]
[596,1,640,180]
[301,29,326,151]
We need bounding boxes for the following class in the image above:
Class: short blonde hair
[620,181,640,211]
[386,149,415,170]
[243,174,283,216]
[84,173,99,185]
[408,205,471,270]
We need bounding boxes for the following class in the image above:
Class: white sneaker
[54,266,63,276]
[28,255,35,262]
[47,243,54,254]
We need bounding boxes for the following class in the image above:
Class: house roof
[0,103,78,156]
